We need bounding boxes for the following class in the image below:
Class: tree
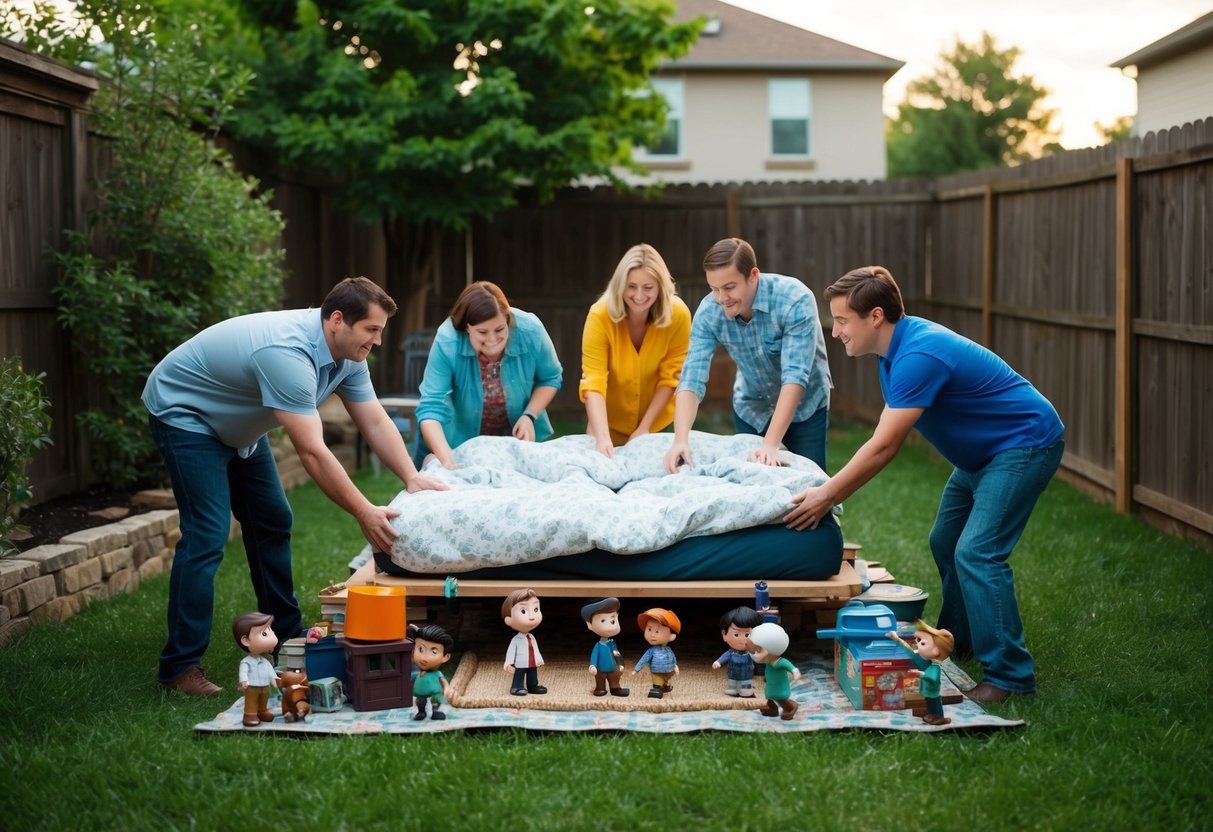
[887,32,1057,179]
[226,0,700,321]
[3,1,287,486]
[1096,115,1133,144]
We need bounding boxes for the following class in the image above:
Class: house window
[647,77,684,157]
[769,78,810,156]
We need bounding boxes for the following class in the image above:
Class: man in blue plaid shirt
[663,238,832,473]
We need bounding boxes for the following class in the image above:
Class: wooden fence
[2,38,1209,543]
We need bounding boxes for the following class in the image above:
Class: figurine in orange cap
[633,608,681,699]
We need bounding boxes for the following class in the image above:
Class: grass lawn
[2,421,1210,830]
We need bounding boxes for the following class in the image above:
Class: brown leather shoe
[923,714,952,725]
[966,682,1012,703]
[780,700,799,721]
[160,666,222,697]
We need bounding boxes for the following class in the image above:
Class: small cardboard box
[834,637,919,711]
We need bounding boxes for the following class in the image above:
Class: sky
[721,0,1211,148]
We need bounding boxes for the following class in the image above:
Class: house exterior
[1110,11,1213,137]
[627,0,902,185]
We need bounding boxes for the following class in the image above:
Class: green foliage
[0,358,53,556]
[887,32,1058,178]
[230,0,701,229]
[1096,115,1133,144]
[5,1,288,487]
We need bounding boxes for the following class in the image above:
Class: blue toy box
[817,601,919,711]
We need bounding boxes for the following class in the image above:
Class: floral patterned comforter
[374,430,831,574]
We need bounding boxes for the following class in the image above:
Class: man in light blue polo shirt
[143,277,447,696]
[663,237,832,473]
[786,266,1064,704]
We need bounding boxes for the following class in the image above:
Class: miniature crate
[308,676,346,713]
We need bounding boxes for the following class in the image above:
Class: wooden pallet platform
[318,558,863,605]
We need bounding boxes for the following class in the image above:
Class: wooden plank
[982,185,995,347]
[1133,484,1213,536]
[1114,156,1133,514]
[1134,318,1213,347]
[323,559,862,602]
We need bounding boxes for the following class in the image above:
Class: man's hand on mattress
[405,471,451,493]
[663,439,693,473]
[358,505,401,553]
[785,484,835,531]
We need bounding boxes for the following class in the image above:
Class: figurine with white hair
[749,622,801,720]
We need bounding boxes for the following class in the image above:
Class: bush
[25,4,287,487]
[0,358,53,556]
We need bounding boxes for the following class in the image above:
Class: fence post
[981,184,996,347]
[1114,156,1134,514]
[725,185,741,238]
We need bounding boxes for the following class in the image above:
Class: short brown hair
[232,611,274,652]
[451,281,514,331]
[702,238,758,275]
[824,266,905,323]
[502,588,538,619]
[321,277,397,322]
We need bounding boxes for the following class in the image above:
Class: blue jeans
[930,441,1064,693]
[149,416,301,682]
[734,405,828,471]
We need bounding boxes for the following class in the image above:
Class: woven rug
[194,655,1023,734]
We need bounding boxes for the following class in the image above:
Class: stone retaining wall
[0,441,356,647]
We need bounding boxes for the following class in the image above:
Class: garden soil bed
[13,488,150,552]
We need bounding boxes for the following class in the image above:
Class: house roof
[1110,11,1213,70]
[665,0,903,76]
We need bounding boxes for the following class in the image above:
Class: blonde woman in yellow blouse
[579,243,692,457]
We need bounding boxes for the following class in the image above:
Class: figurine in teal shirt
[411,624,454,721]
[887,619,955,725]
[749,622,801,720]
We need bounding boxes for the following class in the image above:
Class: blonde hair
[600,243,677,328]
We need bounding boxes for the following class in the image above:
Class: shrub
[19,3,288,486]
[0,358,53,556]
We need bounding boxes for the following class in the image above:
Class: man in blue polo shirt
[143,277,447,696]
[663,237,832,473]
[785,266,1064,703]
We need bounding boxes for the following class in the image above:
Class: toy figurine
[581,597,630,697]
[749,622,801,720]
[232,611,280,728]
[713,606,763,697]
[411,624,454,720]
[278,668,311,722]
[886,620,955,725]
[633,608,681,698]
[502,588,547,696]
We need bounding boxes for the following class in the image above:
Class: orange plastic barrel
[343,585,407,641]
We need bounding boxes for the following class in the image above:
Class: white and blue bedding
[365,431,833,575]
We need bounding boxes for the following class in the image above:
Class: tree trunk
[379,218,443,392]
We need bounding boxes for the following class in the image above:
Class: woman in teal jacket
[414,281,563,469]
